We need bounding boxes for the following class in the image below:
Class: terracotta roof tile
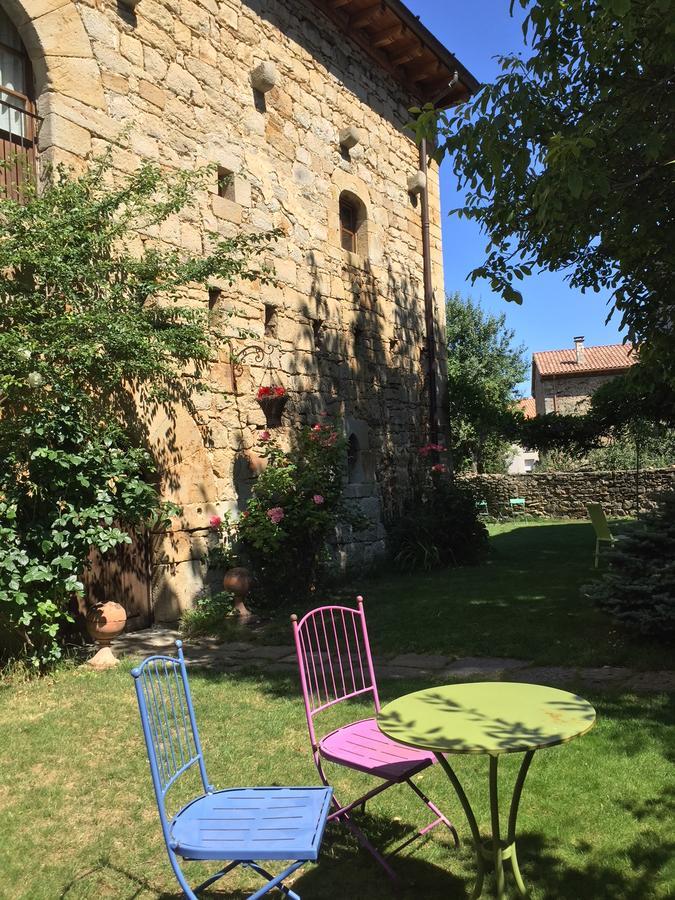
[517,397,537,418]
[533,343,636,378]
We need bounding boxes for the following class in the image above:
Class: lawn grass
[2,520,673,899]
[1,662,673,899]
[261,519,672,670]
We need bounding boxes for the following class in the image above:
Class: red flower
[259,430,271,443]
[313,494,325,505]
[257,385,286,400]
[208,514,222,528]
[419,442,446,457]
[431,463,448,474]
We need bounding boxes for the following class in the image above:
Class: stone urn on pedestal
[223,567,254,621]
[86,601,127,670]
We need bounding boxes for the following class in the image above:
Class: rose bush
[233,422,351,609]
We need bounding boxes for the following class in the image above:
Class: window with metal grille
[0,9,37,200]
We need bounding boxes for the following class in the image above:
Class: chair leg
[405,778,460,847]
[245,860,304,900]
[337,807,399,881]
[194,860,241,894]
[594,539,600,568]
[316,757,399,880]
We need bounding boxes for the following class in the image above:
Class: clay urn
[86,601,127,670]
[223,566,254,620]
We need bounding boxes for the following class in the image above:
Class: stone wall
[8,0,448,618]
[534,371,619,415]
[460,468,675,519]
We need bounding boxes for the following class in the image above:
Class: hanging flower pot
[256,385,288,428]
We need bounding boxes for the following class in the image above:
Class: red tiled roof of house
[517,397,537,418]
[533,343,636,378]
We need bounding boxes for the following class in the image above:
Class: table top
[377,682,596,755]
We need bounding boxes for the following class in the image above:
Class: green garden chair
[476,499,489,518]
[509,497,526,520]
[587,503,615,568]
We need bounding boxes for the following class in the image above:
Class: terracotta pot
[223,566,253,619]
[86,601,127,647]
[256,393,289,428]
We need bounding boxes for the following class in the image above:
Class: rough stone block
[39,113,92,155]
[250,60,278,92]
[212,195,242,223]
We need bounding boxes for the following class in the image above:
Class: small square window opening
[217,167,235,200]
[264,304,278,338]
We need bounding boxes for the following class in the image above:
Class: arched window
[339,190,367,257]
[0,9,37,198]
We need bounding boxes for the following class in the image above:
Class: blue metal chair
[131,640,332,900]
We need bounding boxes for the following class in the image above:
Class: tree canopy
[445,293,527,473]
[415,0,675,394]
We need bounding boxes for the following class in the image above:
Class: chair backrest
[509,497,526,508]
[587,503,612,540]
[291,597,379,750]
[131,641,211,836]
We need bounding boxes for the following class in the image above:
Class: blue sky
[406,0,624,395]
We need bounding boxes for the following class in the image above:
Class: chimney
[574,335,585,365]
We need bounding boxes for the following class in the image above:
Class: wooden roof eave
[306,0,480,108]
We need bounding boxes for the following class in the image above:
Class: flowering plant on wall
[256,385,286,400]
[233,421,351,608]
[255,384,288,427]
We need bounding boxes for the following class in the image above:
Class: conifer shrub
[585,493,675,636]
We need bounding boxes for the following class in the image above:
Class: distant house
[532,337,635,416]
[507,397,539,474]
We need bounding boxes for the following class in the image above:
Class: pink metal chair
[291,596,458,879]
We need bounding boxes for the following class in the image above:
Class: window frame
[339,197,358,254]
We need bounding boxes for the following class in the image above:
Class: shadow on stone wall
[243,0,414,137]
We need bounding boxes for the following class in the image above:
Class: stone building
[1,0,477,623]
[532,337,635,416]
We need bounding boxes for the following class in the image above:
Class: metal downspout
[419,137,439,448]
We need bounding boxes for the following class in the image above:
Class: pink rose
[431,463,447,474]
[267,506,285,524]
[313,494,325,505]
[208,514,222,528]
[259,430,271,443]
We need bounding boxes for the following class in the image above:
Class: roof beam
[390,42,424,66]
[371,23,403,47]
[350,3,384,29]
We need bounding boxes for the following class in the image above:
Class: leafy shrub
[585,493,675,637]
[387,477,489,572]
[0,155,275,669]
[180,591,234,639]
[234,423,351,609]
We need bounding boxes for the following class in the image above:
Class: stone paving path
[112,626,675,693]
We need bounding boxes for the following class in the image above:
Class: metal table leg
[435,750,535,899]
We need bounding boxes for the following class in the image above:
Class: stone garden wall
[460,468,675,519]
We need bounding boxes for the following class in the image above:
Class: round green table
[377,682,596,899]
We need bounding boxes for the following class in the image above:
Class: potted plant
[256,384,288,427]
